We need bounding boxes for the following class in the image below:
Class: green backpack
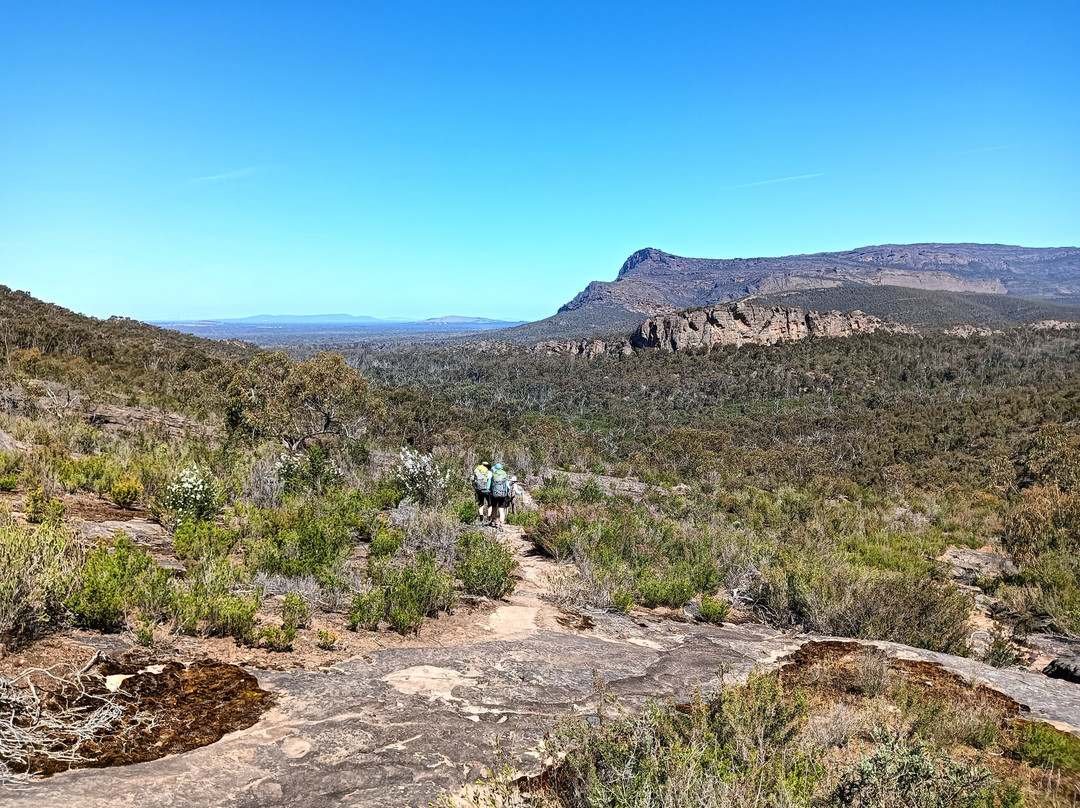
[490,469,509,497]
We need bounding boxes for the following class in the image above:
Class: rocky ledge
[536,302,901,356]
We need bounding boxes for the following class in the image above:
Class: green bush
[827,732,1006,808]
[0,472,19,492]
[458,499,480,524]
[258,623,295,652]
[173,521,240,560]
[347,588,384,631]
[699,594,731,624]
[1007,720,1080,774]
[636,565,695,609]
[456,532,517,599]
[24,486,65,525]
[110,477,143,509]
[246,501,354,583]
[611,588,634,614]
[170,557,260,643]
[370,526,404,558]
[0,451,21,477]
[0,520,78,644]
[541,672,820,807]
[67,535,171,631]
[507,509,540,528]
[533,474,575,506]
[317,628,339,649]
[282,591,310,628]
[374,552,456,635]
[578,477,605,504]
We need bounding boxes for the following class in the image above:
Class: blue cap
[493,463,503,471]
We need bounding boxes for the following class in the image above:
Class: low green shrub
[578,477,605,504]
[370,526,404,558]
[456,532,517,599]
[347,588,384,631]
[636,565,695,609]
[317,628,339,649]
[110,477,143,509]
[0,520,78,644]
[611,588,634,614]
[533,474,575,506]
[67,535,171,631]
[0,473,19,492]
[1007,720,1080,774]
[258,623,295,652]
[699,594,731,624]
[24,486,65,525]
[173,521,240,560]
[282,591,310,628]
[507,509,540,528]
[0,451,21,477]
[458,499,480,524]
[373,552,456,635]
[827,732,1009,808]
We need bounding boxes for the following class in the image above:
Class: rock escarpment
[632,302,890,352]
[534,302,895,356]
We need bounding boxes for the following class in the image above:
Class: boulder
[1044,656,1080,685]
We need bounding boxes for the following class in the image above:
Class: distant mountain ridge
[560,243,1080,316]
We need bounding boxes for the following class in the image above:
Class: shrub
[541,672,820,808]
[458,499,480,524]
[375,552,456,635]
[507,509,540,528]
[370,526,404,558]
[157,465,221,527]
[246,501,354,583]
[110,477,143,509]
[0,473,18,492]
[173,521,241,560]
[317,629,339,649]
[636,565,695,609]
[24,486,65,525]
[827,732,1002,808]
[0,451,21,477]
[392,447,451,508]
[67,535,171,631]
[258,624,295,652]
[456,532,517,599]
[0,520,78,646]
[135,615,155,647]
[347,588,384,631]
[533,474,575,506]
[282,591,310,628]
[579,477,605,504]
[170,557,260,643]
[611,588,634,614]
[1007,721,1080,774]
[699,594,731,624]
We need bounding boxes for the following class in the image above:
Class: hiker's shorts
[474,489,490,507]
[490,495,509,510]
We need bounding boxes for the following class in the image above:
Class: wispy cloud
[187,166,260,184]
[726,172,825,190]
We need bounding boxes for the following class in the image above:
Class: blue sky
[1,1,1077,321]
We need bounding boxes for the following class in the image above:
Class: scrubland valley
[3,275,1080,807]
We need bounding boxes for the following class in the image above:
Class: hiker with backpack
[508,475,524,515]
[472,461,492,522]
[488,463,511,527]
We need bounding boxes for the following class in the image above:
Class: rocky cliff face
[633,302,889,351]
[535,302,895,356]
[558,244,1080,316]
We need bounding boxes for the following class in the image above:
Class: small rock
[1043,656,1080,685]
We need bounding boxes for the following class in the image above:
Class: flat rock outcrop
[16,611,1080,808]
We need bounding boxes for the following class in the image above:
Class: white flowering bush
[392,447,451,508]
[159,464,222,527]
